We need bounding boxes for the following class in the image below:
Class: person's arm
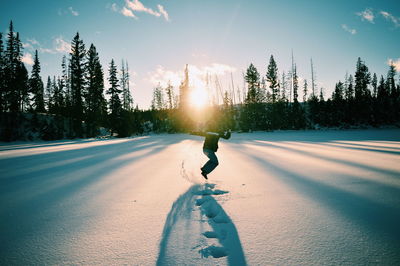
[220,130,231,140]
[190,131,206,137]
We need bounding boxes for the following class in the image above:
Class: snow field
[0,129,399,265]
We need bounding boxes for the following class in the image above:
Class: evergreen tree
[0,32,4,112]
[107,59,122,135]
[165,81,174,109]
[121,60,133,111]
[245,63,260,104]
[354,57,371,123]
[29,50,45,112]
[45,76,52,112]
[69,32,86,136]
[371,73,377,98]
[266,55,279,103]
[53,76,64,115]
[61,55,70,117]
[292,65,298,103]
[151,85,165,110]
[4,21,26,112]
[303,79,308,102]
[85,44,106,136]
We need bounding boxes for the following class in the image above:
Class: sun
[189,87,208,109]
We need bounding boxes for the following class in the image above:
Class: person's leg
[201,149,219,174]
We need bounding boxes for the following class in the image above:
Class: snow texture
[0,129,400,265]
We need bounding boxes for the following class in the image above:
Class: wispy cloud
[157,4,169,22]
[21,53,34,65]
[113,0,170,21]
[341,24,357,35]
[24,36,70,54]
[380,11,400,27]
[54,37,71,53]
[68,7,79,16]
[387,58,400,71]
[356,8,374,23]
[121,6,137,19]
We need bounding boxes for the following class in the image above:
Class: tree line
[1,21,399,141]
[0,21,145,140]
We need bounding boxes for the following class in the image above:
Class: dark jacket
[193,131,231,152]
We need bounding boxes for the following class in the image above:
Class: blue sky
[1,0,399,108]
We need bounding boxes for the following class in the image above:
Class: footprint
[199,245,228,258]
[202,231,218,238]
[212,189,229,195]
[202,201,219,218]
[195,195,212,206]
[212,213,229,224]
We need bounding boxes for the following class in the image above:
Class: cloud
[111,3,118,12]
[68,7,79,16]
[21,53,34,65]
[39,48,57,54]
[356,8,374,23]
[148,63,237,89]
[157,4,169,21]
[54,37,71,53]
[387,58,400,71]
[380,11,400,27]
[121,6,137,19]
[341,24,357,35]
[121,0,170,21]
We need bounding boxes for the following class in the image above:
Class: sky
[1,0,399,109]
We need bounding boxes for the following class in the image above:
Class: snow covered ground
[1,129,400,265]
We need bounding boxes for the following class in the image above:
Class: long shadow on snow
[156,184,247,266]
[243,147,400,248]
[0,135,183,260]
[244,140,400,180]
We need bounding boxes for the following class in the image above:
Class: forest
[0,21,399,141]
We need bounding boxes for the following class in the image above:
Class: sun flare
[189,87,208,109]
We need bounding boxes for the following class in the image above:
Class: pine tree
[53,76,64,115]
[387,63,396,97]
[61,55,70,116]
[85,44,106,136]
[69,32,86,136]
[245,63,260,104]
[292,65,298,103]
[121,60,133,111]
[0,32,4,112]
[107,59,122,135]
[303,79,308,102]
[266,55,279,103]
[45,76,52,112]
[165,81,174,109]
[371,73,377,98]
[151,85,165,110]
[29,50,45,112]
[354,57,371,123]
[4,21,25,112]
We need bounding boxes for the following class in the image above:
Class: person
[192,128,231,180]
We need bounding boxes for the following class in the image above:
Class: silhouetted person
[193,129,231,180]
